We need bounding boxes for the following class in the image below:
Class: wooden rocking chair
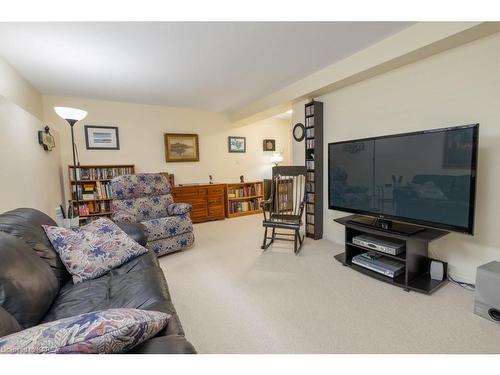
[260,166,307,254]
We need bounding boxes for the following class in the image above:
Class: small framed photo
[263,139,276,151]
[164,133,200,162]
[228,136,246,153]
[84,125,120,150]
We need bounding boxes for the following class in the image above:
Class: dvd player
[352,234,405,256]
[352,252,405,278]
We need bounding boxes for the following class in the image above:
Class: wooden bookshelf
[305,100,323,239]
[225,181,264,218]
[68,164,135,222]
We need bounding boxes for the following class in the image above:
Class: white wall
[43,95,291,201]
[0,95,63,217]
[0,57,43,119]
[293,32,500,282]
[0,56,63,218]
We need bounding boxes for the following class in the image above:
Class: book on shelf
[72,181,113,200]
[228,198,261,214]
[69,166,134,181]
[307,193,315,203]
[228,183,262,198]
[306,139,315,149]
[306,224,315,234]
[306,203,314,214]
[306,127,315,138]
[78,201,111,217]
[307,214,315,224]
[306,160,315,170]
[307,172,315,182]
[305,116,315,127]
[305,105,314,116]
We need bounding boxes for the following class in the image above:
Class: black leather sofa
[0,208,196,354]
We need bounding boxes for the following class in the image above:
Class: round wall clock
[293,123,305,142]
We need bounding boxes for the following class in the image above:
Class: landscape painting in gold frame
[164,133,199,162]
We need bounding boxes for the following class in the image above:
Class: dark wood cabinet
[305,100,323,239]
[172,184,226,223]
[334,215,448,294]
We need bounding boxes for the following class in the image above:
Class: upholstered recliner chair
[110,173,194,257]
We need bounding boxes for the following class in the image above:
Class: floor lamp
[54,107,88,221]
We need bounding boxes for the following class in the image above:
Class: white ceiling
[0,22,412,112]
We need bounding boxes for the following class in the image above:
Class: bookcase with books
[68,164,135,223]
[305,100,323,239]
[225,181,264,218]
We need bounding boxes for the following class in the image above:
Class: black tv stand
[335,215,449,294]
[347,216,424,236]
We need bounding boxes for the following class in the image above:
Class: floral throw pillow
[0,308,169,354]
[43,218,148,284]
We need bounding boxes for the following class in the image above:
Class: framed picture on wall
[228,136,246,153]
[84,125,120,150]
[164,133,200,162]
[263,139,276,151]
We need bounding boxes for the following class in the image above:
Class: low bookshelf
[225,181,264,218]
[68,164,135,223]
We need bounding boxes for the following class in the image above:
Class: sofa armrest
[129,335,197,354]
[116,222,148,247]
[167,203,192,216]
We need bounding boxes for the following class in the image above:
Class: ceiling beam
[229,22,500,124]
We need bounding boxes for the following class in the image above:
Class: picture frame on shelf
[164,133,200,162]
[262,139,276,151]
[228,136,246,153]
[84,125,120,150]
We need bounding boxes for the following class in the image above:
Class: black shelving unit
[334,215,449,294]
[305,100,323,239]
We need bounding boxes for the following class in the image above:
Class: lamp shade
[54,107,87,122]
[270,152,284,165]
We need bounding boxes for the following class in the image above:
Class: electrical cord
[448,274,475,291]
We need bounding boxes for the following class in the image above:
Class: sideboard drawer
[207,196,224,206]
[208,186,225,196]
[208,206,224,217]
[172,184,225,223]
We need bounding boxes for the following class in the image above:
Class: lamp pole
[68,119,79,218]
[54,107,87,222]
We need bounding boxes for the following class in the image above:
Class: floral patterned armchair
[110,173,194,257]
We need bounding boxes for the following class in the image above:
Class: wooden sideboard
[172,183,226,223]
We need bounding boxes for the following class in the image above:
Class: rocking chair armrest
[260,199,272,208]
[260,199,272,221]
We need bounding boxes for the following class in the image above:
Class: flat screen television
[328,124,479,234]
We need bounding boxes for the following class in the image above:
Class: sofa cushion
[0,232,59,328]
[43,218,148,284]
[130,335,197,354]
[112,194,174,222]
[111,174,172,199]
[0,308,170,354]
[142,214,193,241]
[0,306,22,338]
[42,251,185,337]
[0,208,70,286]
[116,222,148,246]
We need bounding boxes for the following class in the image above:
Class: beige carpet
[159,215,500,354]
